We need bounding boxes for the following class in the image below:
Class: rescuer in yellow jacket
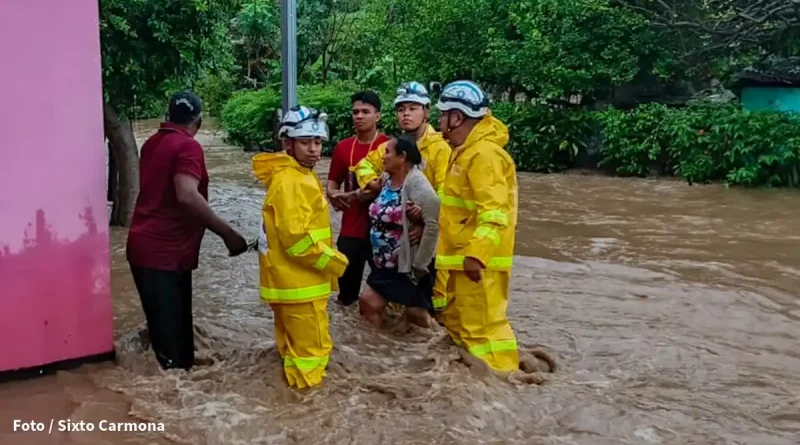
[353,81,452,311]
[354,81,451,194]
[252,105,349,389]
[434,80,519,372]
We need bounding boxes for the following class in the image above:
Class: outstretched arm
[354,142,387,190]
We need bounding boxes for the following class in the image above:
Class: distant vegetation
[100,0,800,226]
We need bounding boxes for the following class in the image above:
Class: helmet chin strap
[403,114,429,138]
[287,143,317,169]
[442,113,458,135]
[405,125,424,137]
[296,157,317,169]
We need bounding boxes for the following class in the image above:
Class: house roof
[733,57,800,87]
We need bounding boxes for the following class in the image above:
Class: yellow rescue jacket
[354,125,452,193]
[436,112,517,272]
[252,152,349,304]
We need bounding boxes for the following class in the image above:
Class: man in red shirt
[326,91,389,306]
[126,91,247,370]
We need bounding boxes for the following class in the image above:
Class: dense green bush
[221,85,800,187]
[220,88,276,150]
[221,82,356,153]
[671,105,800,187]
[594,103,673,176]
[221,83,437,154]
[195,72,238,117]
[493,103,595,173]
[596,103,800,186]
[221,86,594,173]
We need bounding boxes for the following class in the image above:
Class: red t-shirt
[328,133,389,239]
[126,123,210,271]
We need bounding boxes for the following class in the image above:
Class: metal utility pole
[280,0,298,113]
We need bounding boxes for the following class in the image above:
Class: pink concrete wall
[0,0,114,372]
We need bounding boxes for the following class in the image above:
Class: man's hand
[409,224,423,245]
[463,256,485,283]
[326,180,352,211]
[355,189,374,202]
[366,179,381,194]
[406,201,423,223]
[224,230,248,257]
[329,191,353,211]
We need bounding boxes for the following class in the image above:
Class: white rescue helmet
[277,105,329,141]
[436,80,490,119]
[393,81,431,108]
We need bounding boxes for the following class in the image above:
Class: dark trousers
[336,236,373,306]
[130,265,194,370]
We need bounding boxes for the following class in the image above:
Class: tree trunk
[103,103,140,227]
[270,108,282,151]
[107,141,121,224]
[248,49,253,79]
[321,51,328,84]
[107,141,117,202]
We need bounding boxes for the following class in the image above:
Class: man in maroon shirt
[326,91,389,306]
[126,91,247,370]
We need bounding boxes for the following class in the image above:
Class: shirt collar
[158,122,193,137]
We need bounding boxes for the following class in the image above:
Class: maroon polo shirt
[126,122,209,271]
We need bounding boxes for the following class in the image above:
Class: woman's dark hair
[394,134,422,165]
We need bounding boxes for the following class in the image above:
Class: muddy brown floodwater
[2,120,799,445]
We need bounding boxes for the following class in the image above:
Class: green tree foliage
[98,0,798,188]
[615,0,800,81]
[230,0,368,89]
[233,0,280,86]
[331,0,670,99]
[501,0,662,98]
[226,0,672,98]
[100,0,238,117]
[99,0,240,225]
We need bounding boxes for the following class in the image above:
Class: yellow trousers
[270,299,332,389]
[432,269,449,311]
[440,270,519,372]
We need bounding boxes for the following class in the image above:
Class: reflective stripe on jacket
[436,112,517,271]
[354,125,452,194]
[253,152,349,304]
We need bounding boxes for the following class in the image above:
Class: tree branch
[616,0,799,56]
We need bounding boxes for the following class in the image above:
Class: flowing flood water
[2,121,799,445]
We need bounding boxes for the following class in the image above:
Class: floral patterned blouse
[368,181,404,269]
